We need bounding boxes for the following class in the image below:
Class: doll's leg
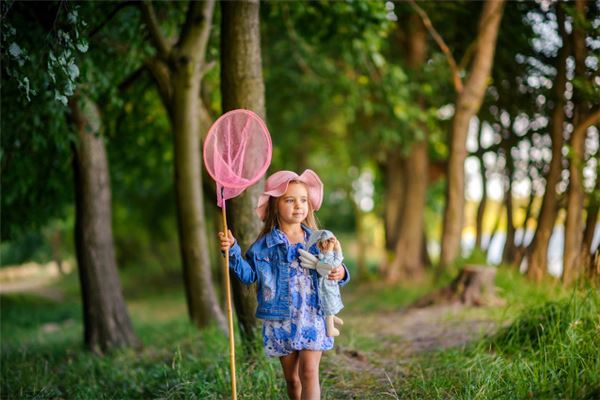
[280,351,301,400]
[326,315,340,337]
[333,315,344,326]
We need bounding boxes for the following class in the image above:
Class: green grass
[2,266,599,399]
[393,288,600,400]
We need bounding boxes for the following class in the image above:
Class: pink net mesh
[203,109,272,207]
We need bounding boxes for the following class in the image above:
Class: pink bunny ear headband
[255,169,324,221]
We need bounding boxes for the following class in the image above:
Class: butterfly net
[203,109,272,207]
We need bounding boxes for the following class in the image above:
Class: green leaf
[9,42,22,58]
[76,40,88,53]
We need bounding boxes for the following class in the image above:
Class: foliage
[0,1,89,240]
[395,289,600,400]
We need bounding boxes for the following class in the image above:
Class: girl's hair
[258,181,319,238]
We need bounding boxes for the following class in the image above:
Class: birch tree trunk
[221,0,265,343]
[440,0,505,267]
[70,95,140,354]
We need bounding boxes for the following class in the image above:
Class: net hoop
[202,109,272,190]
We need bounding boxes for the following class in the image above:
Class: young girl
[218,169,349,400]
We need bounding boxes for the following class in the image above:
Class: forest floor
[321,284,508,399]
[3,267,597,399]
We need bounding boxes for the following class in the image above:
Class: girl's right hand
[218,230,236,253]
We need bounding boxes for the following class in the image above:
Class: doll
[298,230,344,337]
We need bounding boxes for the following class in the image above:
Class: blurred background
[1,1,599,398]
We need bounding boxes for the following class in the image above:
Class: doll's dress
[262,228,333,357]
[318,251,344,316]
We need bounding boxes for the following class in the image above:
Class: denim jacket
[228,224,350,320]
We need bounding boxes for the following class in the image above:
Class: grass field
[1,264,599,399]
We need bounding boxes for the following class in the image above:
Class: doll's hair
[258,181,319,238]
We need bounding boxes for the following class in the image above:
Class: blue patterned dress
[262,229,334,357]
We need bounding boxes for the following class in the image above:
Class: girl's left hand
[327,265,345,281]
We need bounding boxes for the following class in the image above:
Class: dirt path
[324,304,504,398]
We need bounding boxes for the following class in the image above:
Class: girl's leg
[298,350,322,400]
[280,351,301,400]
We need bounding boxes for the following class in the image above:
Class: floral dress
[262,229,334,357]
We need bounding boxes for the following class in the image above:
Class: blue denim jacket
[228,224,350,320]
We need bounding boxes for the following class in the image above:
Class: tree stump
[408,265,502,309]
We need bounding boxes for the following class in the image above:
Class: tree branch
[140,1,171,61]
[176,0,215,61]
[144,57,173,120]
[573,108,600,138]
[408,0,463,93]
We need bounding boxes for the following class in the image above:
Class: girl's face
[276,182,309,226]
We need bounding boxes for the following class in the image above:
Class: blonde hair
[258,181,319,239]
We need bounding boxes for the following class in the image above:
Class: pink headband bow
[256,169,324,221]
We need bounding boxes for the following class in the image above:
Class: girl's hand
[218,230,235,253]
[327,265,345,281]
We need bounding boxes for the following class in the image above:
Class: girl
[218,169,349,400]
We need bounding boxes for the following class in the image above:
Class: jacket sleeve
[338,263,350,287]
[228,241,257,284]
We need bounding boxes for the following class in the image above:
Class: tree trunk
[486,204,503,261]
[408,266,502,309]
[514,176,536,270]
[440,0,505,267]
[562,0,590,286]
[502,137,516,265]
[221,0,265,343]
[386,141,428,282]
[70,95,140,354]
[382,150,404,255]
[475,125,488,250]
[582,167,599,275]
[526,5,568,282]
[383,12,428,283]
[141,1,226,330]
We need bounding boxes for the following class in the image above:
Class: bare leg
[298,350,322,400]
[325,315,340,337]
[333,315,344,326]
[280,351,301,400]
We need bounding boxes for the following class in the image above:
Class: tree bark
[440,0,505,267]
[526,5,567,282]
[221,0,266,343]
[486,203,503,261]
[562,0,591,286]
[141,0,226,330]
[475,125,488,250]
[70,95,140,354]
[502,136,516,265]
[582,170,599,276]
[382,151,404,256]
[386,141,428,282]
[382,12,428,283]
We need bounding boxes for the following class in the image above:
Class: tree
[526,5,568,282]
[220,0,266,343]
[383,11,429,282]
[70,94,141,353]
[438,0,506,268]
[2,1,142,353]
[562,0,599,286]
[140,1,226,330]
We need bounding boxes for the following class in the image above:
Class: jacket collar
[266,224,313,248]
